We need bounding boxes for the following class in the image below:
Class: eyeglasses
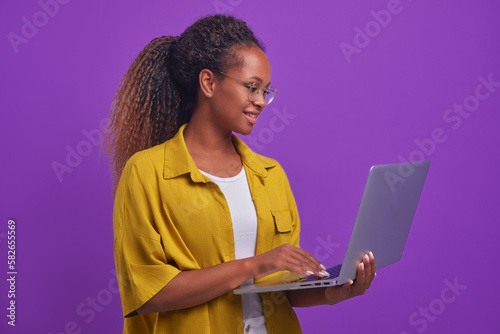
[220,72,277,105]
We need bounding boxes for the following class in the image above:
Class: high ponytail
[104,15,265,192]
[105,36,182,190]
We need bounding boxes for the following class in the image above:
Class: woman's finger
[354,260,366,293]
[369,251,376,280]
[365,251,376,288]
[280,244,326,276]
[291,246,325,271]
[362,254,371,289]
[262,244,324,277]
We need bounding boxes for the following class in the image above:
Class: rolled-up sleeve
[113,158,181,317]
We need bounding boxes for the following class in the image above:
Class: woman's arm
[136,257,252,314]
[287,251,376,307]
[136,243,328,314]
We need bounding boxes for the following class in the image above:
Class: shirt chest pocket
[271,209,293,249]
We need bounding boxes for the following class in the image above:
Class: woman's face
[210,44,272,136]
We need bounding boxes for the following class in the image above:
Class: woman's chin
[236,127,254,136]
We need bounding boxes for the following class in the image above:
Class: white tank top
[199,167,267,334]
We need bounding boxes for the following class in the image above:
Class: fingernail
[349,280,354,285]
[364,254,369,262]
[320,264,326,270]
[360,262,364,270]
[369,251,374,259]
[375,272,377,277]
[306,271,314,276]
[320,270,330,277]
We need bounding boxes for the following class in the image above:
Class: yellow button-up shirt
[113,123,303,333]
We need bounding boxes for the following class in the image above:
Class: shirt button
[245,324,250,333]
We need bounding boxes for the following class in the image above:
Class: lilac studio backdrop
[1,0,499,333]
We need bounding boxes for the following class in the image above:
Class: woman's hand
[324,251,376,305]
[247,243,329,279]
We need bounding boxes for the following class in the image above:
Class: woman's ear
[199,69,216,98]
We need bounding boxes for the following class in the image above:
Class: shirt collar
[163,123,276,182]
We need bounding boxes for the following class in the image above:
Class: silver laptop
[234,161,430,294]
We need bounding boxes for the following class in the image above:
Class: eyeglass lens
[249,87,275,104]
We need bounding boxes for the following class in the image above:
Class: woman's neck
[184,115,236,155]
[183,116,243,177]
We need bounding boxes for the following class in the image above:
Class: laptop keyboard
[292,264,342,282]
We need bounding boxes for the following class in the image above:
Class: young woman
[106,14,376,334]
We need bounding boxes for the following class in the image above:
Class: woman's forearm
[287,287,340,307]
[136,243,329,315]
[137,258,254,314]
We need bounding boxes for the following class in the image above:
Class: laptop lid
[336,161,430,284]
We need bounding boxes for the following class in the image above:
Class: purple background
[1,0,499,333]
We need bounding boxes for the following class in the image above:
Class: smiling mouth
[243,112,258,118]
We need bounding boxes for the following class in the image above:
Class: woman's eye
[247,86,258,93]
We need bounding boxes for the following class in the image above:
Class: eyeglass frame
[219,72,277,105]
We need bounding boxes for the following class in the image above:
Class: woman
[106,14,376,334]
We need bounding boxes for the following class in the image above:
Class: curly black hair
[104,14,265,191]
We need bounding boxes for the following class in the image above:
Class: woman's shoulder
[253,151,280,167]
[123,142,166,173]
